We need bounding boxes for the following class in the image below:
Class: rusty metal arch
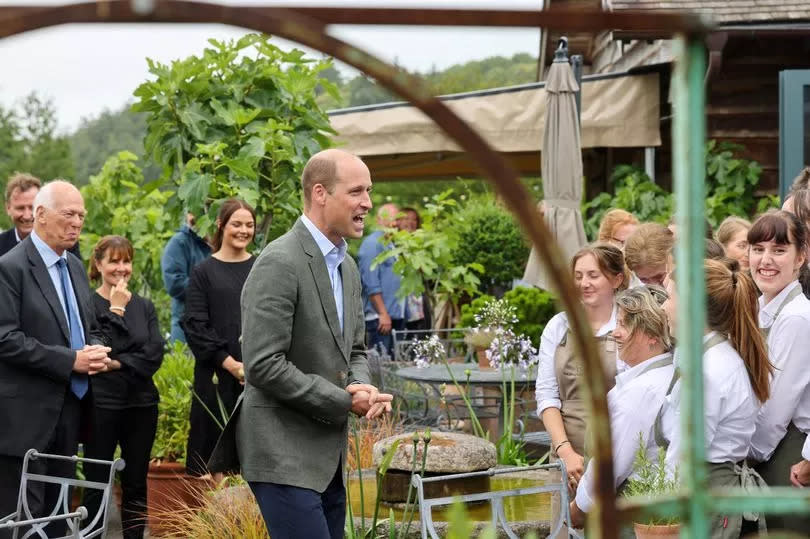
[0,4,711,537]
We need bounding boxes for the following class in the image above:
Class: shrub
[459,287,556,347]
[151,341,194,463]
[583,141,766,239]
[704,140,762,227]
[582,165,673,240]
[502,287,557,347]
[452,195,530,294]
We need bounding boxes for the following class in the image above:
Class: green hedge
[459,286,556,347]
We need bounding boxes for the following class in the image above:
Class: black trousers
[0,391,82,539]
[82,405,158,539]
[249,463,346,539]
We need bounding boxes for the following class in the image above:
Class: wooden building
[580,0,810,194]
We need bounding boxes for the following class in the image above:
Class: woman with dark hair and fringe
[746,210,810,532]
[659,258,771,537]
[182,199,256,477]
[82,235,164,539]
[569,285,675,529]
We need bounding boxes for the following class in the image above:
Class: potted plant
[147,341,208,534]
[623,435,680,539]
[463,298,518,369]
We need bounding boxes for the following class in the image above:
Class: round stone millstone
[373,431,496,474]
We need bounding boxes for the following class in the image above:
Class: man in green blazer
[236,149,392,539]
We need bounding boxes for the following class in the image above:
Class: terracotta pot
[146,461,212,536]
[633,522,680,539]
[476,347,493,370]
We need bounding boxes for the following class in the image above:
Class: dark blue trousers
[249,464,346,539]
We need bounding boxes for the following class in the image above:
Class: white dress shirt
[749,280,810,462]
[660,333,759,473]
[575,352,675,513]
[30,229,86,338]
[535,306,618,413]
[300,214,347,331]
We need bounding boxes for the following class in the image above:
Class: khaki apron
[555,329,618,456]
[550,329,617,539]
[654,334,770,538]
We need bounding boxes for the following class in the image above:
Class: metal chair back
[412,461,583,539]
[0,449,125,539]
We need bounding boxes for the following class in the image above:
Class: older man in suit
[0,173,81,258]
[235,149,392,539]
[0,180,110,537]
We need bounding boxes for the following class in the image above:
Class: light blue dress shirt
[30,230,86,339]
[301,215,347,331]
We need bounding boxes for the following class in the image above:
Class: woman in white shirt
[747,210,810,532]
[569,286,675,527]
[658,258,771,537]
[535,243,627,536]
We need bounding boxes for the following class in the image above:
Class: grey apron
[755,284,810,532]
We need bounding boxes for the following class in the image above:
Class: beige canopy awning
[328,72,660,181]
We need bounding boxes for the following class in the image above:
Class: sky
[0,0,542,131]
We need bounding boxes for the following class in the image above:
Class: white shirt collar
[615,351,672,388]
[300,214,347,259]
[14,228,21,243]
[595,304,618,337]
[29,229,67,268]
[759,279,801,326]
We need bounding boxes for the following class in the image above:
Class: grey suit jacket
[220,218,369,492]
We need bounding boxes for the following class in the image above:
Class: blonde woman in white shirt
[569,286,675,528]
[747,210,810,532]
[535,243,627,536]
[658,258,771,538]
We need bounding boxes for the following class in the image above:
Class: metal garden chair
[0,449,125,539]
[412,461,584,539]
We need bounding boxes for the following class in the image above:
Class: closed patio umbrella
[522,39,587,291]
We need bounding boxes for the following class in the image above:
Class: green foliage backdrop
[452,195,530,295]
[132,34,338,244]
[80,151,175,333]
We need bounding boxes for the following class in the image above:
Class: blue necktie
[56,259,88,399]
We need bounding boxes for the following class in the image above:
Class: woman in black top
[182,198,256,477]
[82,235,164,539]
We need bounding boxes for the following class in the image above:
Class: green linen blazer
[233,217,370,492]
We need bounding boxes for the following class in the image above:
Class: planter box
[146,461,212,536]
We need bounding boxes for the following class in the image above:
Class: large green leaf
[223,157,258,180]
[178,171,213,211]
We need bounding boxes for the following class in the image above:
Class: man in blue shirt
[357,203,405,357]
[161,213,211,342]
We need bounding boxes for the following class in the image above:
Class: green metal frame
[779,69,810,201]
[617,35,810,538]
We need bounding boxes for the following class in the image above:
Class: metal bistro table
[395,363,537,437]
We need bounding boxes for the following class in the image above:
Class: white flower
[413,335,446,368]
